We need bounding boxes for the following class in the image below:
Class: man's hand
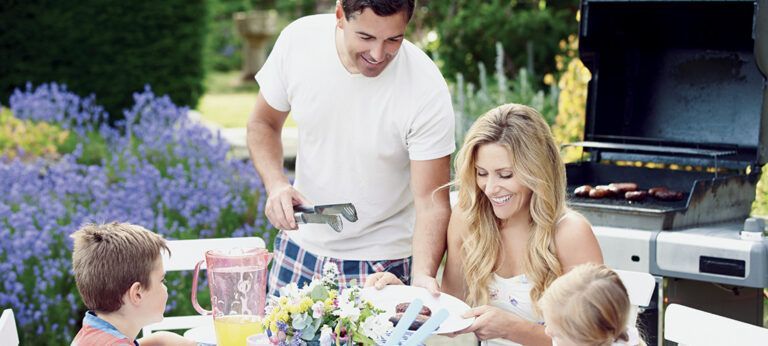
[411,273,441,297]
[364,272,404,289]
[265,183,309,230]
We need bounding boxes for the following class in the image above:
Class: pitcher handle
[191,259,212,315]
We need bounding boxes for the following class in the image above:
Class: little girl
[538,263,644,346]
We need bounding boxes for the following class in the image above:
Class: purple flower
[1,83,276,344]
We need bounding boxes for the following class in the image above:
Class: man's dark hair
[342,0,415,21]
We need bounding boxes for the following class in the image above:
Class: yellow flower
[301,297,313,310]
[288,304,301,314]
[543,73,555,86]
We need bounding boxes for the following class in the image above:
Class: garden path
[189,110,298,162]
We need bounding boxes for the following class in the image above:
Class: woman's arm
[460,305,550,345]
[555,211,604,272]
[440,206,468,300]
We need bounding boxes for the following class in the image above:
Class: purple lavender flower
[1,83,276,344]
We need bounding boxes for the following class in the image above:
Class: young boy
[70,222,195,346]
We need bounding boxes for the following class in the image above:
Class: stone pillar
[234,10,278,82]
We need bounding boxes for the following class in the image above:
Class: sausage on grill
[648,186,669,197]
[609,182,638,194]
[625,190,648,201]
[653,190,684,201]
[574,185,593,197]
[589,185,615,199]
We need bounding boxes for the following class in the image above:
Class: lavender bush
[1,83,274,345]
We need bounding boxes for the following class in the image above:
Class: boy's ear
[126,281,143,305]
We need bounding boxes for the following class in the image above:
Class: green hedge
[421,0,578,85]
[0,0,207,122]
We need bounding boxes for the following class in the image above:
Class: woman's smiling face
[475,143,533,220]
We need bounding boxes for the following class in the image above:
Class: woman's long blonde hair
[538,263,631,346]
[454,103,567,309]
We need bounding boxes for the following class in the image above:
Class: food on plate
[608,182,638,194]
[395,302,432,316]
[653,189,684,201]
[389,312,430,330]
[588,185,615,199]
[574,185,593,197]
[624,190,648,201]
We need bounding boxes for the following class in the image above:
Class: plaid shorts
[267,231,411,296]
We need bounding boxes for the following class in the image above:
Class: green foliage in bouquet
[263,264,392,345]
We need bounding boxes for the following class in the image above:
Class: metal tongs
[293,203,358,232]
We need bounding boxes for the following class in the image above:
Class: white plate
[360,286,474,334]
[183,322,217,345]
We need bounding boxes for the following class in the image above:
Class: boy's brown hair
[71,222,170,312]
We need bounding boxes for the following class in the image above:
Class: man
[247,0,454,296]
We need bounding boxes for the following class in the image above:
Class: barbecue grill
[571,0,768,344]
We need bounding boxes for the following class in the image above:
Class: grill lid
[578,0,768,169]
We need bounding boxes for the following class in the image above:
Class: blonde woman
[367,103,603,345]
[539,263,643,346]
[443,103,603,345]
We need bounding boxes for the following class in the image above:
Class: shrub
[424,0,579,85]
[0,0,208,123]
[551,34,591,163]
[0,107,69,161]
[453,43,558,147]
[1,83,274,345]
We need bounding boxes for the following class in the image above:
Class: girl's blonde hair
[454,103,566,309]
[539,263,631,346]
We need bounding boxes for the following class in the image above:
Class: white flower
[322,263,339,287]
[338,286,359,303]
[279,282,301,299]
[323,262,339,278]
[311,301,325,319]
[319,325,334,346]
[360,313,394,341]
[335,299,361,322]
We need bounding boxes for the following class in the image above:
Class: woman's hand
[364,271,405,289]
[455,305,522,341]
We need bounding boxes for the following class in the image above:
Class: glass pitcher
[191,247,272,346]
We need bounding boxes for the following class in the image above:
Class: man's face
[336,6,408,77]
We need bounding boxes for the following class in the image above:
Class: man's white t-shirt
[256,14,455,260]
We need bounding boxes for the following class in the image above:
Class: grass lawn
[198,70,295,128]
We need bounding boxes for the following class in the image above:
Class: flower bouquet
[262,263,393,345]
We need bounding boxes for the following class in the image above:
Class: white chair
[142,236,266,336]
[0,309,20,346]
[614,269,656,307]
[614,268,656,339]
[664,303,768,345]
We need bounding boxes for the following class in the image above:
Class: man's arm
[247,93,307,230]
[409,155,452,295]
